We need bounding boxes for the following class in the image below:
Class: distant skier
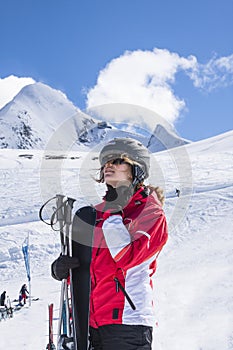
[6,296,13,318]
[175,188,180,197]
[0,291,6,307]
[19,284,29,305]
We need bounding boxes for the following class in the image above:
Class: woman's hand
[51,254,80,281]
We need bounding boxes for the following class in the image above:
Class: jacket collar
[95,186,151,220]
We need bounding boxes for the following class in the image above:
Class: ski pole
[56,195,76,344]
[57,195,70,340]
[46,304,56,350]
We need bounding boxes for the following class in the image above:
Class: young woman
[52,137,168,350]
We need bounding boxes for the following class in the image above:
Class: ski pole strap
[39,195,57,226]
[39,195,76,231]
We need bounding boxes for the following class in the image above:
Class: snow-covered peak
[147,123,189,152]
[0,82,93,149]
[1,82,78,120]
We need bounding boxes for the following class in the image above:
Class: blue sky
[0,0,232,141]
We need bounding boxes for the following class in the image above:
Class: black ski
[70,206,96,350]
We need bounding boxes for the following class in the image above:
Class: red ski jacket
[89,187,168,328]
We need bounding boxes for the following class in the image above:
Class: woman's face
[103,158,133,188]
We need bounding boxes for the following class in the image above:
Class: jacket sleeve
[102,201,168,270]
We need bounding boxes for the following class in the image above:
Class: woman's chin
[105,180,117,187]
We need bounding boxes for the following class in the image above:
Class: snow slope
[0,130,233,349]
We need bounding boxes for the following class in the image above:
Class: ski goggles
[104,158,130,166]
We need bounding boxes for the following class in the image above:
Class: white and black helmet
[99,137,150,179]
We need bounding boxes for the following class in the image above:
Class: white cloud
[86,49,196,125]
[188,53,233,91]
[0,75,35,110]
[86,49,233,126]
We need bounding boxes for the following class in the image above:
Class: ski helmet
[99,137,150,179]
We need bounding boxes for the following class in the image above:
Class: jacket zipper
[114,277,136,310]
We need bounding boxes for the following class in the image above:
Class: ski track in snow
[0,131,233,350]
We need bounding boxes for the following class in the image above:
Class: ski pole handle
[56,194,66,222]
[65,197,76,226]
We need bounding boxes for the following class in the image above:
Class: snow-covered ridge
[0,82,189,151]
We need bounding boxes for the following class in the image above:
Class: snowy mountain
[0,82,189,152]
[148,123,189,152]
[0,82,97,149]
[0,129,232,350]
